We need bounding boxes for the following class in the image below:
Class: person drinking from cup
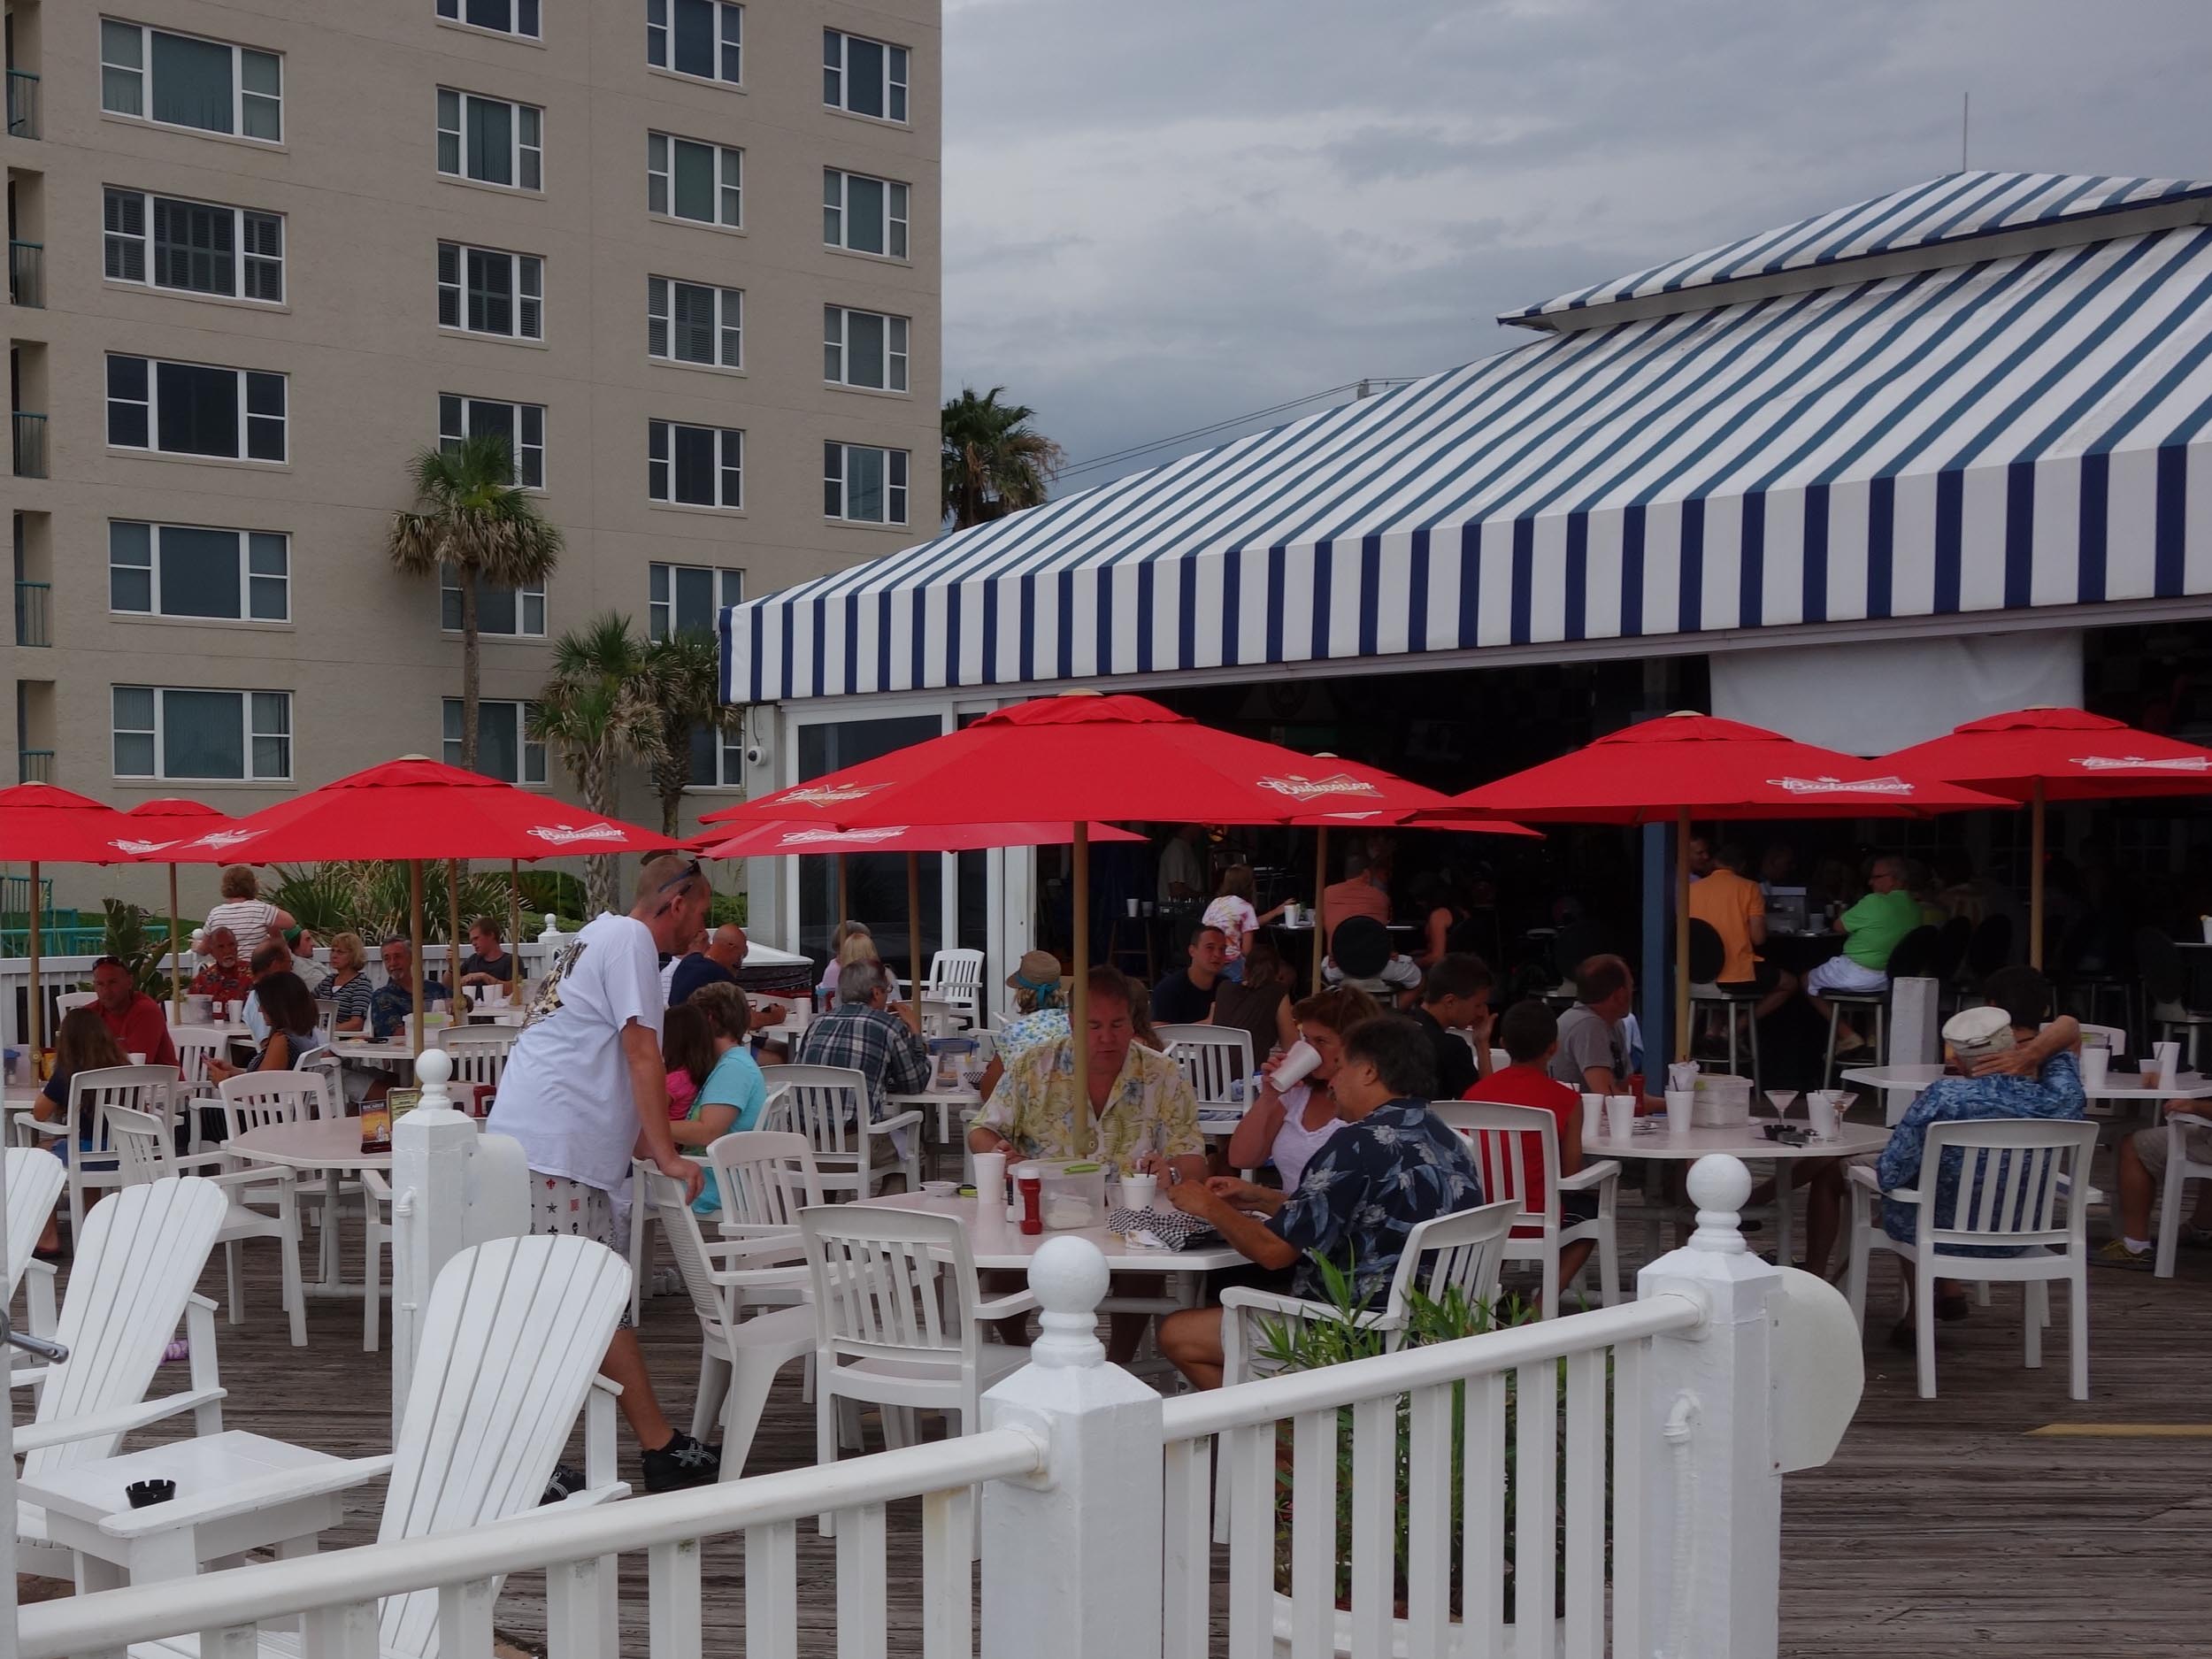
[1224,986,1381,1195]
[1461,1000,1598,1293]
[1156,1015,1486,1390]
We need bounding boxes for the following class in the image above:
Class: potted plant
[1254,1258,1601,1657]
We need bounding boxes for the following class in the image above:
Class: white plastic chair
[2154,1111,2212,1278]
[96,1234,631,1658]
[1845,1118,2097,1400]
[108,1103,307,1347]
[760,1064,921,1199]
[4,1146,65,1364]
[1432,1099,1621,1313]
[219,1069,342,1286]
[31,1064,178,1247]
[924,948,987,1025]
[801,1204,1034,1493]
[53,990,96,1020]
[1155,1024,1254,1106]
[12,1176,229,1575]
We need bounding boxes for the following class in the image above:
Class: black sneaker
[541,1463,587,1506]
[641,1432,720,1494]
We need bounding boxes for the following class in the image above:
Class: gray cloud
[941,0,2212,489]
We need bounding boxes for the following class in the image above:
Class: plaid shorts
[526,1172,630,1329]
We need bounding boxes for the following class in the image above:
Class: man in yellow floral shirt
[970,965,1206,1182]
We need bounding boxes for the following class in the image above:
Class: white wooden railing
[15,1156,1859,1659]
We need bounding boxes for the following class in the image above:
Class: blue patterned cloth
[995,1006,1071,1062]
[370,976,449,1040]
[1875,1050,2085,1256]
[1267,1100,1486,1303]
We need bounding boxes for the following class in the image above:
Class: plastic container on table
[1691,1071,1753,1129]
[1015,1159,1108,1230]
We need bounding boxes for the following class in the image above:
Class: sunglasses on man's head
[657,857,704,894]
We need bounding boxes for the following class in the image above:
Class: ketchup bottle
[1017,1173,1044,1235]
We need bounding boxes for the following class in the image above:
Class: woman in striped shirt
[204,864,298,960]
[315,932,375,1033]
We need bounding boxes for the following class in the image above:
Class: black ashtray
[125,1479,175,1509]
[1760,1123,1809,1146]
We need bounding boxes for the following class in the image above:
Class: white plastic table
[1842,1063,2212,1116]
[1588,1118,1893,1265]
[857,1190,1248,1274]
[887,1084,982,1171]
[18,1429,370,1588]
[230,1116,403,1173]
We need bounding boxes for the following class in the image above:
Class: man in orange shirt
[1319,850,1393,947]
[1686,836,1797,1018]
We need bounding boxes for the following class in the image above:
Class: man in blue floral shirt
[1157,1015,1485,1389]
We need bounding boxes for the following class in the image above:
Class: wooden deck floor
[24,1168,2212,1658]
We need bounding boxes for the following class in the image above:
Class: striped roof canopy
[726,177,2212,706]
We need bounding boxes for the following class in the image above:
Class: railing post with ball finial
[389,1046,475,1412]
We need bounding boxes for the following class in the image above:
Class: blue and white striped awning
[725,175,2212,706]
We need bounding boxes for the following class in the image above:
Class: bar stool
[1685,919,1762,1087]
[1819,926,1941,1087]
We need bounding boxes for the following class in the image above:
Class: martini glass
[1764,1088,1799,1120]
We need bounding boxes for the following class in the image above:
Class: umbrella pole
[168,864,182,1023]
[2029,776,2046,970]
[509,859,523,1005]
[1673,807,1691,1067]
[836,855,849,929]
[26,861,40,1062]
[1072,822,1090,1125]
[448,859,464,1007]
[411,859,425,1059]
[1311,826,1329,989]
[907,853,923,1004]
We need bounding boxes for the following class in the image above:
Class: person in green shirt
[1804,856,1920,1051]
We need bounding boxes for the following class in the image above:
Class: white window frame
[436,0,541,40]
[649,420,744,511]
[106,354,288,463]
[648,562,743,642]
[647,276,741,369]
[822,168,909,259]
[111,686,292,781]
[823,304,910,393]
[108,521,290,624]
[100,18,283,142]
[439,565,546,639]
[824,442,910,526]
[443,698,549,786]
[104,188,284,303]
[647,0,741,86]
[436,88,543,192]
[438,394,546,490]
[438,242,544,342]
[648,132,742,228]
[822,27,908,123]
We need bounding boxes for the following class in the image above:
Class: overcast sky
[941,0,2212,491]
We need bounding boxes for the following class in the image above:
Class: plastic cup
[972,1151,1007,1211]
[1663,1089,1695,1135]
[127,1052,147,1066]
[1806,1091,1839,1140]
[1580,1090,1609,1133]
[1605,1094,1638,1141]
[2154,1041,2182,1086]
[1126,898,1139,918]
[2079,1047,2109,1091]
[1273,1040,1324,1088]
[1122,1171,1157,1213]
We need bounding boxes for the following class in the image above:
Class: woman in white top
[1200,864,1286,984]
[1223,984,1380,1194]
[204,864,298,960]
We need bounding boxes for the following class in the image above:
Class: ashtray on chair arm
[124,1479,175,1509]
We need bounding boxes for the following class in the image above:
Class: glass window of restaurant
[791,711,944,966]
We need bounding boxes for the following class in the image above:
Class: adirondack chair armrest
[21,1256,56,1339]
[95,1454,396,1540]
[12,1386,229,1453]
[972,1288,1040,1323]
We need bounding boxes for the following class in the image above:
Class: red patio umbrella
[111,798,239,1024]
[1451,712,2014,1056]
[166,758,678,1053]
[1880,707,2212,966]
[0,785,142,1057]
[690,819,1145,1000]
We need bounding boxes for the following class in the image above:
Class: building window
[100,19,282,142]
[438,243,543,341]
[822,28,907,122]
[822,168,908,258]
[824,305,909,392]
[443,698,546,785]
[109,521,288,623]
[649,420,742,510]
[436,88,542,191]
[687,723,746,788]
[648,132,741,228]
[112,686,291,780]
[647,0,741,85]
[438,394,545,489]
[104,189,283,303]
[824,442,908,525]
[440,565,545,637]
[648,563,742,641]
[106,355,287,462]
[436,0,541,40]
[647,277,741,368]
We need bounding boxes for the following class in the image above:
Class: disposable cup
[1273,1040,1324,1088]
[2154,1041,2182,1085]
[1806,1091,1839,1140]
[1605,1094,1638,1141]
[1126,898,1139,918]
[1122,1172,1158,1213]
[1663,1089,1694,1135]
[127,1052,147,1066]
[2080,1047,2109,1090]
[1580,1091,1609,1134]
[972,1152,1007,1211]
[2201,915,2212,945]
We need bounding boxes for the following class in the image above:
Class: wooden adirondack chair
[108,1233,632,1659]
[5,1146,65,1360]
[12,1177,231,1574]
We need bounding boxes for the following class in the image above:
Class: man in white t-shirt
[488,852,717,1494]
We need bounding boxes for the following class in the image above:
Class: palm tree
[528,614,667,913]
[388,432,564,776]
[643,630,735,837]
[941,386,1065,530]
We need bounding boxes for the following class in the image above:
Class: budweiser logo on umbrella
[525,822,631,846]
[781,782,886,807]
[1765,774,1916,796]
[1255,773,1385,802]
[2071,755,2212,772]
[780,826,907,846]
